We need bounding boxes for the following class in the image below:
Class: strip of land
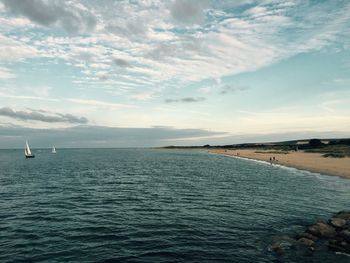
[209,149,350,179]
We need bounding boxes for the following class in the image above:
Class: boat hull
[25,155,35,158]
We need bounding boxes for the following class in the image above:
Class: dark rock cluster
[270,211,350,255]
[326,211,350,253]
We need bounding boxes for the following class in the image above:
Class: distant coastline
[163,138,350,179]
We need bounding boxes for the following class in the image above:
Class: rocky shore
[271,211,350,256]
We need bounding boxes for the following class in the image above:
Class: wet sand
[210,149,350,179]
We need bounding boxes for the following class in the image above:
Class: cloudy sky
[0,0,350,148]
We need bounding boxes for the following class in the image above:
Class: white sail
[25,141,32,155]
[52,146,56,153]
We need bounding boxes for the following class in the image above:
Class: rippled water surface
[0,149,350,263]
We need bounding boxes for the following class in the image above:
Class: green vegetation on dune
[323,153,345,158]
[305,144,350,157]
[255,150,290,154]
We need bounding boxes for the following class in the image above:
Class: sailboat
[52,146,56,154]
[25,141,35,158]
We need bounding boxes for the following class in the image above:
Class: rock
[340,230,350,242]
[308,246,315,252]
[334,211,350,221]
[328,239,350,253]
[330,218,347,228]
[297,232,318,241]
[270,235,296,255]
[270,242,285,255]
[274,210,350,257]
[307,222,336,238]
[329,239,337,245]
[297,237,315,247]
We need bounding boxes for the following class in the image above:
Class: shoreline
[209,149,350,179]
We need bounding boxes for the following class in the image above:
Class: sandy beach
[210,149,350,179]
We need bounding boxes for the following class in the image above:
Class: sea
[0,148,349,263]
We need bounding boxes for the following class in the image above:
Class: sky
[0,0,350,148]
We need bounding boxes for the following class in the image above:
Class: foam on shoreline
[209,150,350,180]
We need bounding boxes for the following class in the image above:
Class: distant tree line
[328,139,350,146]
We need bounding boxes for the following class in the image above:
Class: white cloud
[0,92,59,102]
[0,67,15,79]
[67,98,135,109]
[4,1,344,93]
[0,34,38,61]
[0,17,32,28]
[129,91,157,101]
[31,86,52,97]
[1,0,349,83]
